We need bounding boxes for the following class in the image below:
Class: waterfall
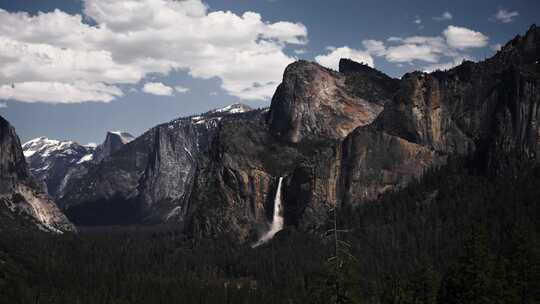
[252,177,284,247]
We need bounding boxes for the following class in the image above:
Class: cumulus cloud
[361,35,455,64]
[143,82,174,96]
[315,25,488,74]
[362,40,386,56]
[174,85,190,94]
[433,11,453,21]
[0,0,308,103]
[351,25,488,71]
[494,9,519,23]
[490,44,503,51]
[385,36,451,63]
[443,26,488,49]
[0,81,123,103]
[315,46,374,71]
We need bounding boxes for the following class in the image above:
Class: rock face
[23,137,95,199]
[0,116,75,233]
[93,131,134,163]
[59,104,253,225]
[338,25,540,203]
[188,62,398,241]
[268,60,396,143]
[57,26,539,242]
[23,131,134,199]
[187,110,313,241]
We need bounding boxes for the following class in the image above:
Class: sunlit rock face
[0,116,75,233]
[268,60,397,143]
[338,24,540,204]
[372,25,540,172]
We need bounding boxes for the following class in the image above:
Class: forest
[1,158,539,304]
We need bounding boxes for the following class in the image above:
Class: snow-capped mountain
[23,131,134,199]
[23,137,95,198]
[210,104,253,115]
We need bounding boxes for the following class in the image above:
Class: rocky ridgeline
[23,131,134,199]
[58,104,255,225]
[12,25,540,243]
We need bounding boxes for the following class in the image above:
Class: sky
[0,0,538,145]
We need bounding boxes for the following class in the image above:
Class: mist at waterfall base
[252,177,284,248]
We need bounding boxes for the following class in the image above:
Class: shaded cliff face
[188,63,396,241]
[59,105,252,225]
[93,131,134,163]
[267,60,396,143]
[0,116,75,233]
[187,110,323,241]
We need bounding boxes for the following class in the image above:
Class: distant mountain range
[23,131,134,199]
[1,25,539,243]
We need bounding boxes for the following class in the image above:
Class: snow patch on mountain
[211,104,252,114]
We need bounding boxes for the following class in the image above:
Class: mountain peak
[22,137,80,158]
[338,58,371,73]
[211,104,252,115]
[106,131,134,144]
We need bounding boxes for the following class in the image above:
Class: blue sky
[0,0,538,144]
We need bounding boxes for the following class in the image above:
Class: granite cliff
[0,116,75,233]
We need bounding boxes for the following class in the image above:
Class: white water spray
[253,177,284,247]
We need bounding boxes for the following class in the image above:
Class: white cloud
[385,36,451,63]
[414,17,422,24]
[385,44,440,63]
[293,49,306,54]
[0,0,308,103]
[422,56,471,73]
[433,11,453,21]
[315,46,374,71]
[0,81,123,103]
[362,40,386,56]
[443,26,488,49]
[174,85,190,94]
[364,36,454,64]
[356,25,487,71]
[143,82,174,96]
[0,102,7,108]
[494,9,519,23]
[490,44,503,51]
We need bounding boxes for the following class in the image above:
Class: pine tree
[438,227,493,304]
